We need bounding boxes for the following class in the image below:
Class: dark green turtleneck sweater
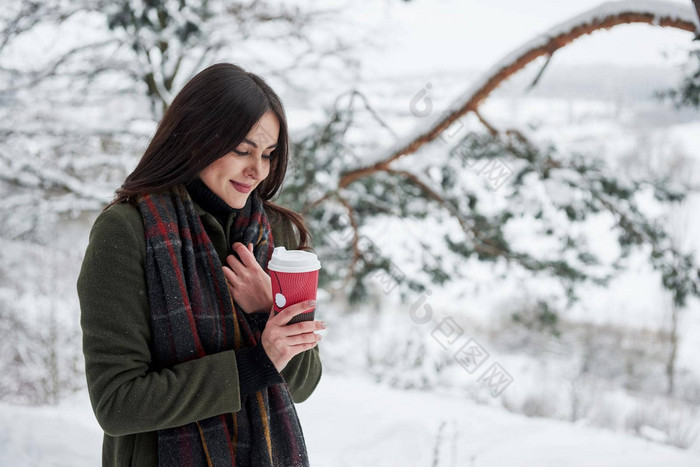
[185,177,240,228]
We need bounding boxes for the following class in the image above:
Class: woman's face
[199,110,280,209]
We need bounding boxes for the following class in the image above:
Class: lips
[231,181,252,193]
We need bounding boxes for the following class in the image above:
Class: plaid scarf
[137,185,310,467]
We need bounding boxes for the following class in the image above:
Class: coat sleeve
[280,342,322,403]
[77,205,246,437]
[270,210,323,403]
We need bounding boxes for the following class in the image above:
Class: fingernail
[318,335,323,340]
[308,300,316,306]
[320,322,327,329]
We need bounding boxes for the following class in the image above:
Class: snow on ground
[299,373,700,466]
[1,372,699,466]
[0,389,102,466]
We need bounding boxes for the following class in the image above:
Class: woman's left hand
[222,242,273,314]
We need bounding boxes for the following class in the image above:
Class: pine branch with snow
[278,91,700,315]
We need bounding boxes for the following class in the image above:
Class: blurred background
[1,0,700,465]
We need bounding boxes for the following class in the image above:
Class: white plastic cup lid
[268,246,321,273]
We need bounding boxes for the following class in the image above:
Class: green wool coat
[77,199,322,466]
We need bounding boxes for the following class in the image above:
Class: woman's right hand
[261,300,324,372]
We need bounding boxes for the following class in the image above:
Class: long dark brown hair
[106,63,311,250]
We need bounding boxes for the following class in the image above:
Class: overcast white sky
[354,0,695,76]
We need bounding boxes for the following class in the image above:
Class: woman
[77,63,324,466]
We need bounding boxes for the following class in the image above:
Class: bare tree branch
[0,38,119,92]
[385,168,503,257]
[0,157,109,205]
[527,52,554,91]
[338,2,699,190]
[335,194,362,292]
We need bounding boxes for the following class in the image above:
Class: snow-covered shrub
[673,368,700,405]
[625,398,700,449]
[0,237,84,405]
[586,395,623,431]
[568,375,598,422]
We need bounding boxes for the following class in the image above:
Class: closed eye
[234,150,274,159]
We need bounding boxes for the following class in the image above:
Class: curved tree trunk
[338,1,699,189]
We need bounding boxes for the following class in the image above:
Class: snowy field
[1,372,699,467]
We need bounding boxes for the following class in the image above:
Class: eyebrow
[243,138,278,149]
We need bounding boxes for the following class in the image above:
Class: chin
[229,196,247,209]
[225,185,255,209]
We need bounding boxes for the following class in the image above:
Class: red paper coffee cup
[268,246,321,325]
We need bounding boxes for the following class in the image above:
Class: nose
[245,154,264,179]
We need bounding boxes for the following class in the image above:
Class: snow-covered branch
[339,1,700,189]
[0,153,112,206]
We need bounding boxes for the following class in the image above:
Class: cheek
[199,166,215,184]
[264,160,274,178]
[217,159,240,179]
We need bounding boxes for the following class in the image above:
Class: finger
[231,242,256,268]
[248,242,254,253]
[273,300,316,326]
[225,253,246,276]
[286,331,321,346]
[282,320,326,337]
[222,265,238,286]
[290,341,320,350]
